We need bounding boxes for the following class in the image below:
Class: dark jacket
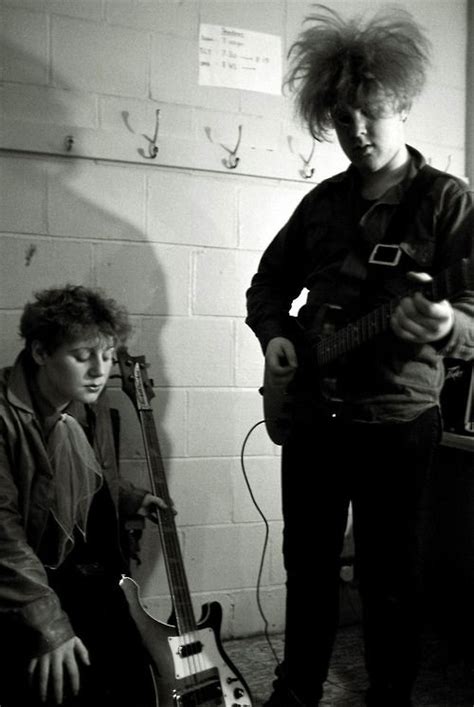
[246,147,474,422]
[0,354,146,656]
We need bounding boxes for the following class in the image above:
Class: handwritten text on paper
[199,24,282,95]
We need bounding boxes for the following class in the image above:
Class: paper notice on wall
[199,24,282,95]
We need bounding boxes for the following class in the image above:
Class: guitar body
[261,364,297,446]
[120,576,252,707]
[262,361,343,445]
[262,305,344,445]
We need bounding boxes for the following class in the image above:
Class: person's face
[32,334,115,411]
[332,94,408,176]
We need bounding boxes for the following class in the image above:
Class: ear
[31,340,48,366]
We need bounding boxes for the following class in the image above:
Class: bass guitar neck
[117,347,253,707]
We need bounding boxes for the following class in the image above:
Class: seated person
[0,285,167,706]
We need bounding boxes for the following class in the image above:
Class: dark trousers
[279,406,440,704]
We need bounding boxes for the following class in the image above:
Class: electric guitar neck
[317,258,471,366]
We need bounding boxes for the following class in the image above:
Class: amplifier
[440,358,474,436]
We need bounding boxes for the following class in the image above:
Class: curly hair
[285,4,431,140]
[20,285,131,353]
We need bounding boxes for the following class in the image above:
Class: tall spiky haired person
[286,5,431,141]
[246,5,474,707]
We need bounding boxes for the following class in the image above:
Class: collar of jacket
[6,351,88,428]
[325,143,426,203]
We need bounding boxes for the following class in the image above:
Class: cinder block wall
[0,0,467,638]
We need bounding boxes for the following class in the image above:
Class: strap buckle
[368,243,402,267]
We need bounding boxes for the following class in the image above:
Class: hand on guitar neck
[391,271,455,344]
[137,491,176,522]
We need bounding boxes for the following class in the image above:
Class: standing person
[246,5,474,706]
[0,285,168,706]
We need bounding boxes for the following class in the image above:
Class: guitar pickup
[177,640,203,657]
[173,678,223,705]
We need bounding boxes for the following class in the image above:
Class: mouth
[85,384,102,393]
[354,143,374,156]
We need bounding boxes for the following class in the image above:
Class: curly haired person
[0,285,168,706]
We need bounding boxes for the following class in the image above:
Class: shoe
[263,691,299,706]
[263,662,322,706]
[365,686,412,706]
[263,688,319,706]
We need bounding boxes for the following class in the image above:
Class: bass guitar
[117,348,253,707]
[262,258,473,445]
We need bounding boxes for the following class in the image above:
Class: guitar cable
[240,419,364,703]
[240,420,322,707]
[239,419,281,667]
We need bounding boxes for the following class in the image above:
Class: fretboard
[140,409,197,635]
[316,258,470,366]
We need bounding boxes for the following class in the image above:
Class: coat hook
[142,108,160,159]
[64,135,74,152]
[221,124,242,169]
[299,140,316,179]
[444,154,452,172]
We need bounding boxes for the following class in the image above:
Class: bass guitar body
[120,577,252,707]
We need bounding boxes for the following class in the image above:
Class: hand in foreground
[28,636,90,704]
[265,337,298,386]
[390,272,454,344]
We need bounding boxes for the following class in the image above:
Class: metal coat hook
[444,154,452,172]
[64,135,74,152]
[299,140,316,179]
[221,124,242,169]
[142,108,160,159]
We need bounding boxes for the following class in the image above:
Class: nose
[351,110,367,138]
[88,354,106,378]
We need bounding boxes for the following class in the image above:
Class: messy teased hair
[20,285,131,353]
[286,4,431,140]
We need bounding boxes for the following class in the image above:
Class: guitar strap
[341,162,445,286]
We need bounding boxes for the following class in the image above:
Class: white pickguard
[168,628,251,706]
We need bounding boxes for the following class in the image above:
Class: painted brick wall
[0,0,468,638]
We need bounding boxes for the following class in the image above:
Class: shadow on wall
[0,35,171,585]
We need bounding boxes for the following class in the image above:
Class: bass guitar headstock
[116,346,155,412]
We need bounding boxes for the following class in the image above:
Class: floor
[224,624,474,706]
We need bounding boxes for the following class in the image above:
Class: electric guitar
[262,258,473,445]
[117,348,253,707]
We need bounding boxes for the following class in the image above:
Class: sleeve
[91,396,148,518]
[245,193,313,353]
[118,478,148,517]
[0,417,75,658]
[434,184,474,361]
